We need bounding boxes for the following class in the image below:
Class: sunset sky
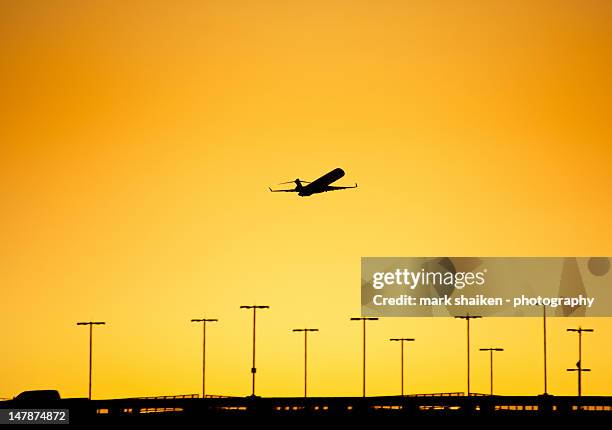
[2,0,612,399]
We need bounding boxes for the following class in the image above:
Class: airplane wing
[269,187,298,192]
[321,183,358,192]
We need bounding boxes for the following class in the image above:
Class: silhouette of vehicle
[269,168,357,197]
[14,390,61,401]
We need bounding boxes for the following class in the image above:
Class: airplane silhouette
[269,168,357,197]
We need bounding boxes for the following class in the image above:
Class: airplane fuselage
[298,168,345,196]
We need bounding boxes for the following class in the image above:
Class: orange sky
[1,0,612,400]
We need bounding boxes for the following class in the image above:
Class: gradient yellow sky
[2,0,612,399]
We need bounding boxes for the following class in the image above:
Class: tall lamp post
[454,314,482,396]
[292,328,319,398]
[191,318,218,398]
[76,321,106,400]
[479,347,504,396]
[543,305,548,394]
[389,338,415,396]
[240,305,270,397]
[350,317,379,397]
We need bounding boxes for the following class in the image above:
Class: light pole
[454,314,482,396]
[292,328,319,398]
[543,305,548,394]
[191,318,218,398]
[240,305,270,397]
[389,338,415,396]
[76,321,106,400]
[479,347,504,396]
[566,327,594,397]
[350,317,378,397]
